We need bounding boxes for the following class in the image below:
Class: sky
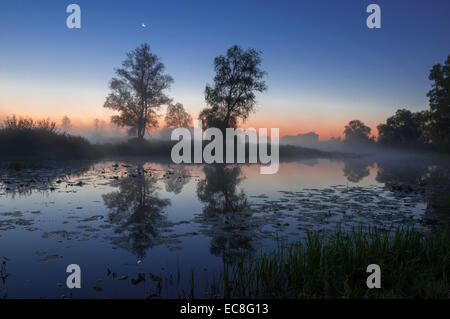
[1,0,449,139]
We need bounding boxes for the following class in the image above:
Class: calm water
[0,156,448,298]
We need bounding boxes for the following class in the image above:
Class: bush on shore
[0,115,98,159]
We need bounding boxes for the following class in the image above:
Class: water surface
[0,156,448,298]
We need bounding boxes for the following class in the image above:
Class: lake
[0,155,448,298]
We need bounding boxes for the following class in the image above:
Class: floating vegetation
[0,159,448,298]
[131,273,145,285]
[36,253,63,262]
[92,286,103,292]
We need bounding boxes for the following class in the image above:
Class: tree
[377,109,430,147]
[60,116,72,132]
[343,120,374,144]
[104,43,173,140]
[93,118,100,132]
[427,55,450,151]
[199,45,267,131]
[164,102,193,129]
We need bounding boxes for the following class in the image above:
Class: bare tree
[164,102,193,129]
[199,45,267,131]
[104,43,173,140]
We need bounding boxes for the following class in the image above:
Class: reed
[214,226,449,298]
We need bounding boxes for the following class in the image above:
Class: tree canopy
[164,102,193,129]
[199,45,267,131]
[343,120,374,144]
[104,43,173,140]
[377,109,430,147]
[60,116,72,132]
[427,54,450,151]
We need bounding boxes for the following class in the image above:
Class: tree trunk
[137,125,144,140]
[137,117,145,140]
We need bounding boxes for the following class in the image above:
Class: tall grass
[215,227,450,298]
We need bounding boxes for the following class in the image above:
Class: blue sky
[1,0,449,138]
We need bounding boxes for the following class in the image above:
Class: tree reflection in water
[339,156,450,224]
[102,166,171,258]
[197,164,248,215]
[376,159,428,186]
[343,158,374,183]
[376,158,450,223]
[163,165,191,194]
[196,164,259,264]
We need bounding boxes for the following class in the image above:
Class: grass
[145,227,449,299]
[213,227,450,299]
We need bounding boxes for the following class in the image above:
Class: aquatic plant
[217,226,449,298]
[146,227,449,299]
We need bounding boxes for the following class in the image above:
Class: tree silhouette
[343,120,374,145]
[427,54,450,151]
[377,109,430,147]
[104,43,173,140]
[164,103,193,129]
[199,45,267,131]
[60,116,72,132]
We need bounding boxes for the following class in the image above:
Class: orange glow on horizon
[0,111,384,139]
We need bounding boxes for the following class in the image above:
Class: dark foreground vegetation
[216,227,449,298]
[0,115,332,163]
[149,227,449,299]
[0,115,99,160]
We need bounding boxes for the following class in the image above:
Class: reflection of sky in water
[0,158,440,297]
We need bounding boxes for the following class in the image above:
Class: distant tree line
[377,109,430,147]
[343,55,450,152]
[2,42,448,156]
